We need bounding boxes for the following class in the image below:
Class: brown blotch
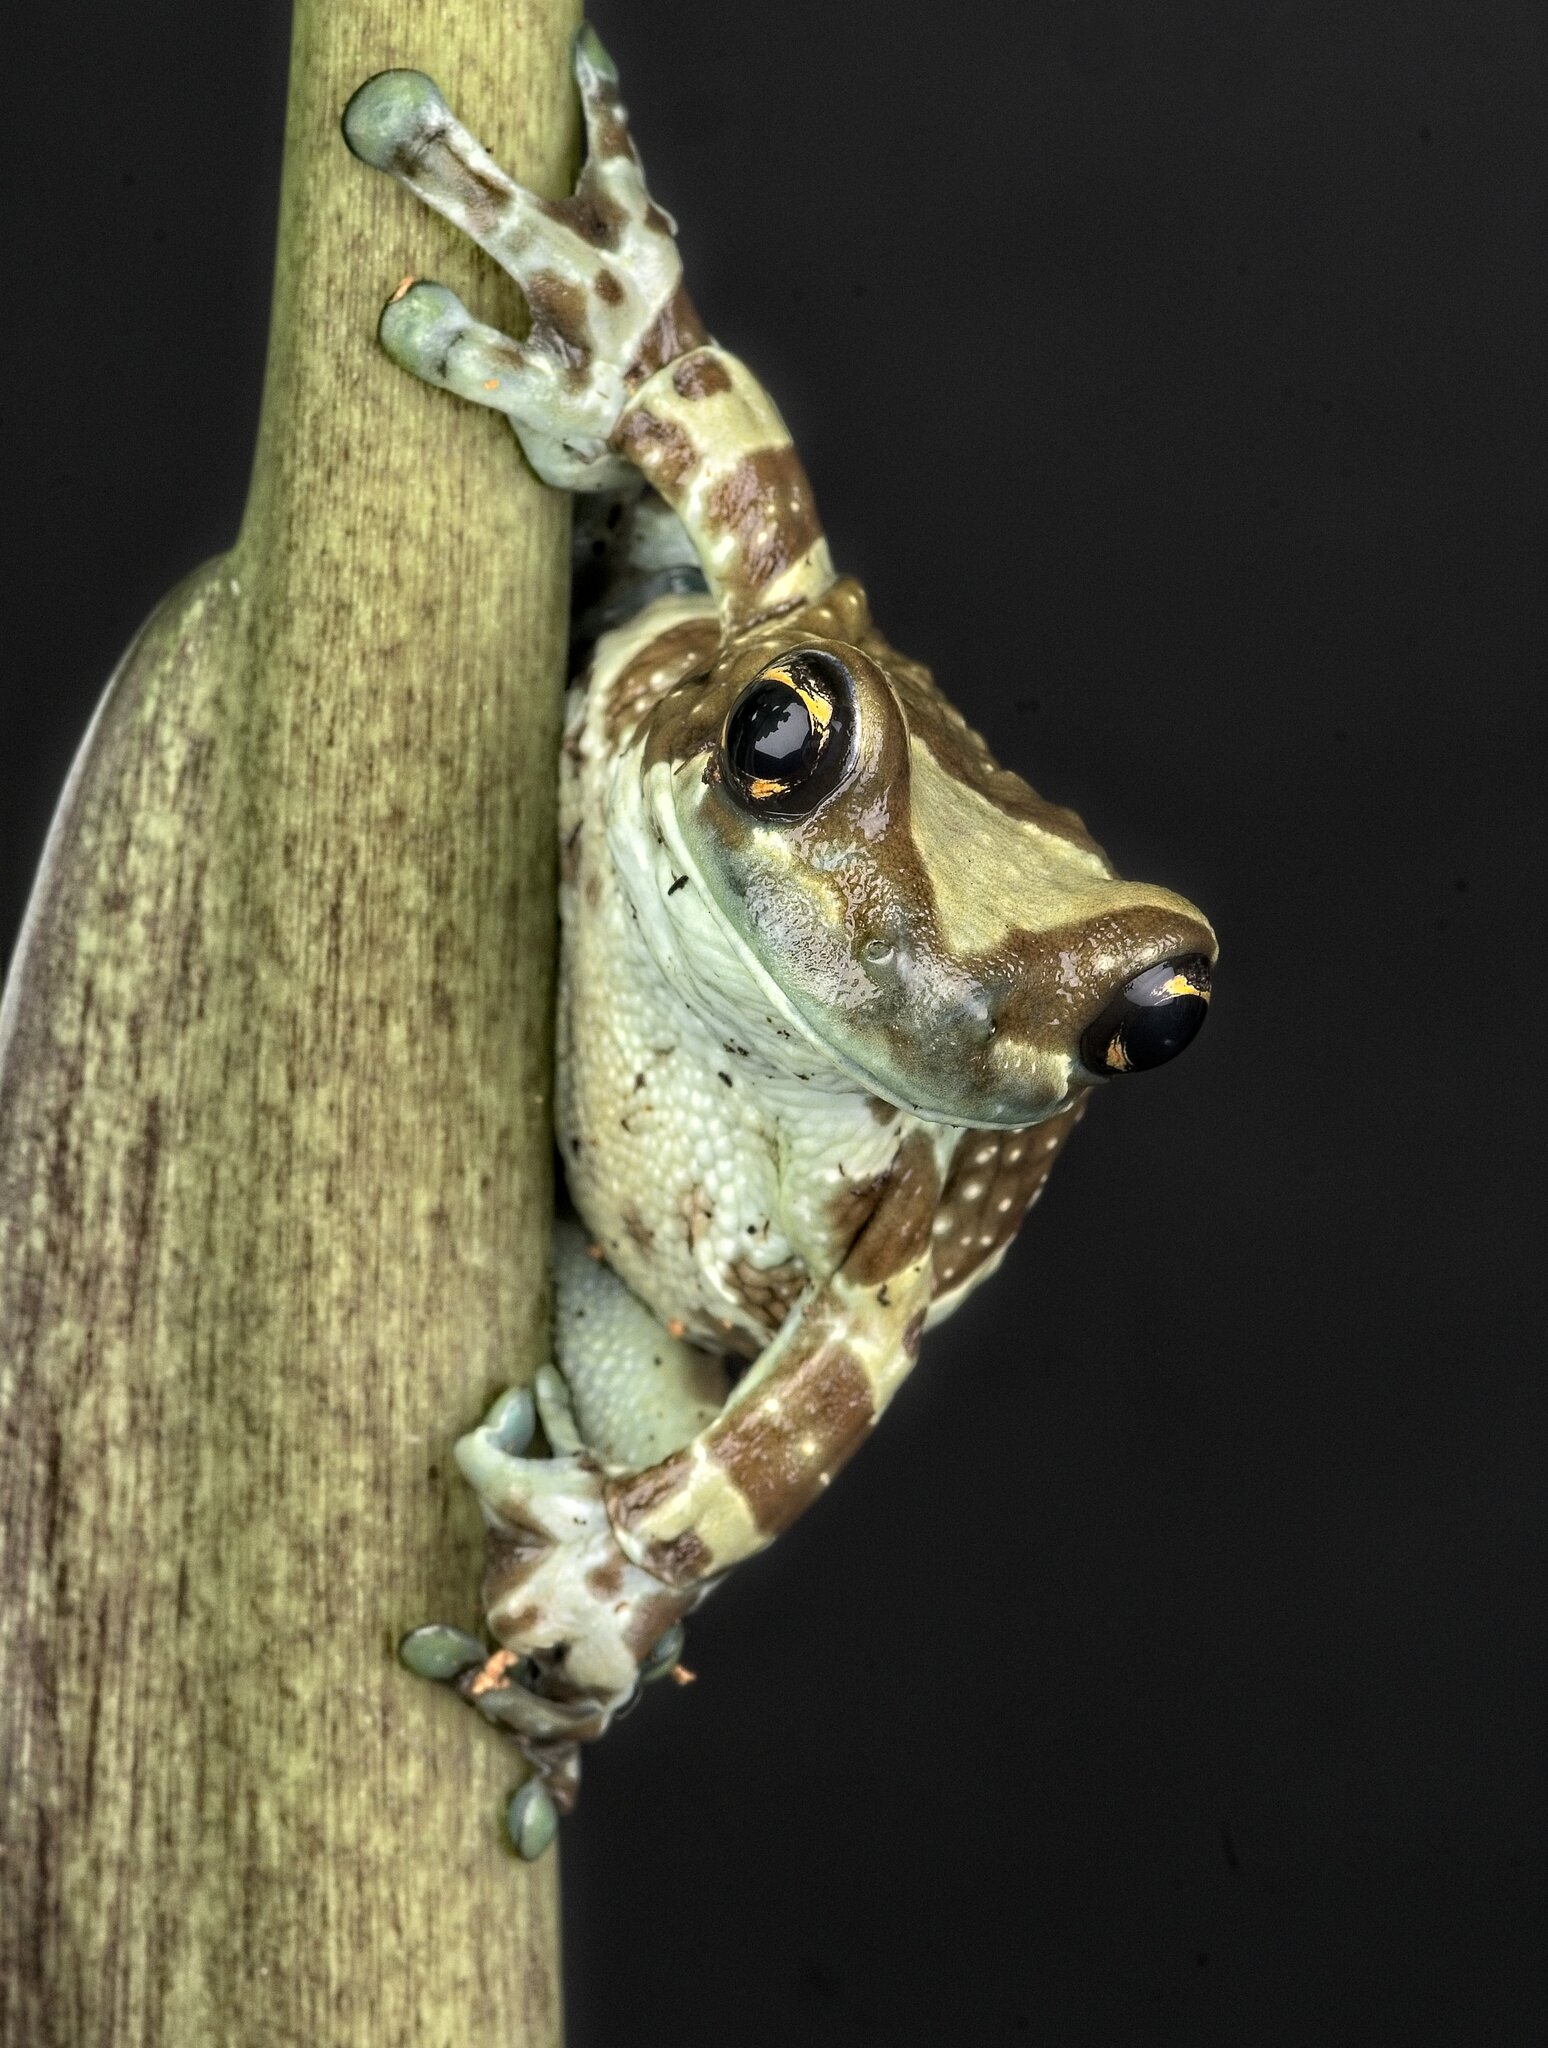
[902,1311,926,1359]
[592,110,633,162]
[403,133,508,234]
[483,1526,550,1609]
[671,351,733,401]
[525,269,593,366]
[679,1182,714,1254]
[625,285,710,388]
[524,1742,582,1815]
[621,1589,689,1662]
[711,1339,874,1537]
[866,1093,900,1124]
[559,821,583,885]
[825,1169,889,1261]
[538,184,627,249]
[594,266,625,306]
[586,1558,626,1600]
[495,1603,541,1639]
[983,908,1214,1054]
[931,1099,1088,1298]
[622,1204,655,1256]
[606,1450,693,1528]
[613,406,700,493]
[845,1130,940,1287]
[600,614,719,746]
[639,1528,714,1587]
[702,446,824,593]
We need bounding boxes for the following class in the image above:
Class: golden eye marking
[1159,973,1210,1002]
[739,663,834,804]
[758,663,833,731]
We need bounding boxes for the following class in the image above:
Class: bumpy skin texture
[344,30,1216,1838]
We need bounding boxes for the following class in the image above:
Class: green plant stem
[0,0,579,2039]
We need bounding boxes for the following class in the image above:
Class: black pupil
[1080,954,1212,1075]
[730,684,820,786]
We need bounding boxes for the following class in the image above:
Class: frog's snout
[1078,952,1212,1077]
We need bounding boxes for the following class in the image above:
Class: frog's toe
[506,1777,561,1860]
[638,1619,687,1683]
[398,1621,488,1684]
[572,24,630,164]
[377,281,631,489]
[573,22,619,92]
[571,20,675,235]
[479,1385,537,1455]
[534,1362,585,1456]
[379,282,531,408]
[378,279,473,375]
[473,1673,607,1745]
[342,69,450,176]
[453,1404,600,1535]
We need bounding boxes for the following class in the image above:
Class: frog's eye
[1080,955,1212,1075]
[722,651,856,820]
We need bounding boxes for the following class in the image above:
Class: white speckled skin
[557,594,955,1456]
[345,29,1215,1830]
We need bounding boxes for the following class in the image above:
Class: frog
[342,25,1216,1859]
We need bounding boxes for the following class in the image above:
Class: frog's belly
[557,918,806,1356]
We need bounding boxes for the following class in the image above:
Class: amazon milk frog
[343,26,1216,1857]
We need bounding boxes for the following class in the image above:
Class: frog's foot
[343,27,698,488]
[400,1610,688,1856]
[397,1621,588,1855]
[438,1387,687,1688]
[456,1390,689,1682]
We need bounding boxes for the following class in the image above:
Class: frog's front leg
[401,1377,694,1853]
[346,28,835,624]
[343,29,699,490]
[607,1134,940,1585]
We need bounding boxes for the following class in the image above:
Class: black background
[4,3,1544,2042]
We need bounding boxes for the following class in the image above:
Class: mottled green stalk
[0,0,578,2040]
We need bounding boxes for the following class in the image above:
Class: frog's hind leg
[343,30,695,490]
[546,1220,730,1469]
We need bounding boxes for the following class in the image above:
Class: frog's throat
[627,763,1080,1129]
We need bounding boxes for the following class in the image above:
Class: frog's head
[639,583,1216,1127]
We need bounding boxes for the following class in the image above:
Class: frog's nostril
[1080,954,1212,1076]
